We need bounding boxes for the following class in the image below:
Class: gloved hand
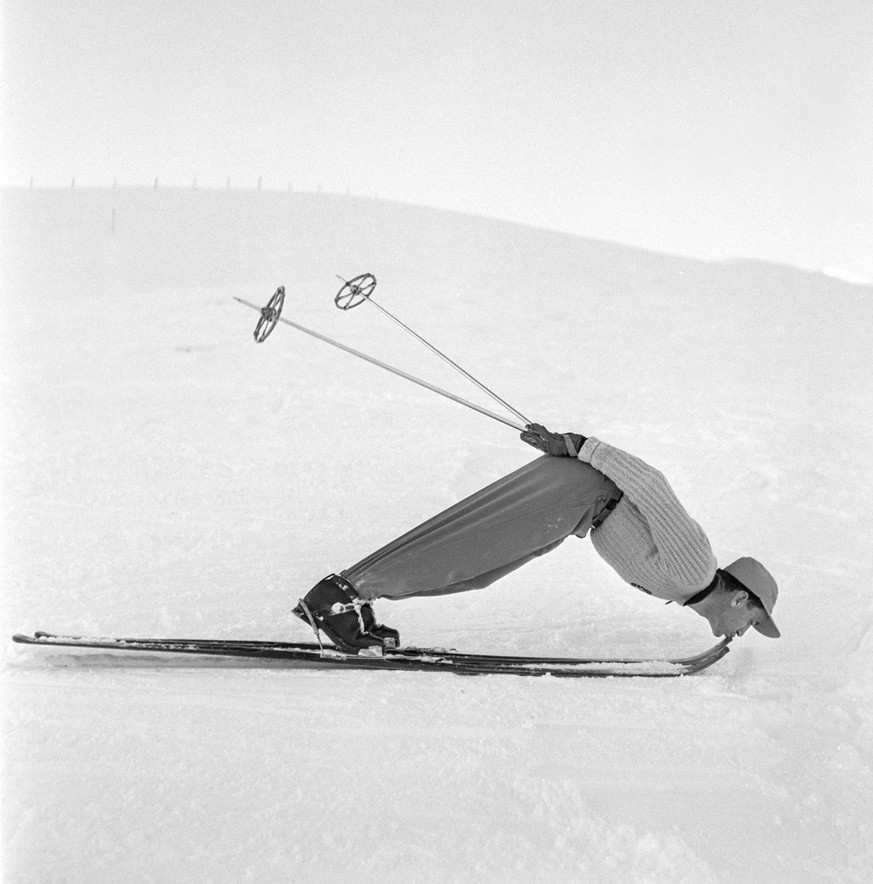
[520,424,587,457]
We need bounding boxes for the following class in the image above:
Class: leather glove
[520,423,587,457]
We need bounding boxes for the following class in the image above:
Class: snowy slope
[2,188,871,883]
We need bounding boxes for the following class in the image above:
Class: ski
[12,631,731,678]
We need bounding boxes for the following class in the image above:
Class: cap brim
[753,615,781,639]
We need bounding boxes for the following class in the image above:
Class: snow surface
[2,188,872,883]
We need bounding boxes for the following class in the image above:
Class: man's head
[689,558,780,639]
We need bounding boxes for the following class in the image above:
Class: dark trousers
[344,455,619,601]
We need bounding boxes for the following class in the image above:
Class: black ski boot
[292,574,400,653]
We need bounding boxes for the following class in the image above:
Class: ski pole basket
[334,273,377,310]
[252,286,286,342]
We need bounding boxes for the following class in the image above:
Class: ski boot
[292,574,400,654]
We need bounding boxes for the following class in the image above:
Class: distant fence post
[257,176,263,191]
[71,176,76,189]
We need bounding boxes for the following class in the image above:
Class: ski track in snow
[2,189,872,883]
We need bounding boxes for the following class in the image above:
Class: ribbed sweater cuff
[578,436,602,464]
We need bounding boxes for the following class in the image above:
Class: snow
[2,187,872,883]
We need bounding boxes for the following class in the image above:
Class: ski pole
[335,273,531,426]
[235,295,526,432]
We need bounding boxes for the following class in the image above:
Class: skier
[293,424,780,652]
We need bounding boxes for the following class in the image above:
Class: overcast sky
[3,0,871,280]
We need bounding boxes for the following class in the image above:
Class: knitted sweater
[578,437,717,601]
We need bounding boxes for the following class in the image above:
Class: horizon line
[3,184,870,286]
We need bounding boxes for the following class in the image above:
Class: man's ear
[730,590,749,608]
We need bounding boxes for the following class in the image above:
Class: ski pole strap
[592,492,623,529]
